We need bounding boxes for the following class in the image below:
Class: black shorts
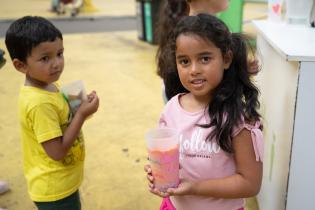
[34,190,81,210]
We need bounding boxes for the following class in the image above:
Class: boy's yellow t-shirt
[18,85,85,202]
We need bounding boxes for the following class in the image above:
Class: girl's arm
[42,91,99,161]
[167,128,263,198]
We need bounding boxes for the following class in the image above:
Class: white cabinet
[253,20,315,210]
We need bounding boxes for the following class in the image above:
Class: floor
[0,1,268,209]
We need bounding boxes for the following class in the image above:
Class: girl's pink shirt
[159,94,264,210]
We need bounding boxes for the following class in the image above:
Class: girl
[145,14,263,210]
[157,0,229,101]
[156,0,259,101]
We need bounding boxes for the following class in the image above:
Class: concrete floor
[0,0,267,209]
[0,0,136,20]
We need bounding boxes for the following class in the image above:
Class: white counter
[253,20,315,61]
[253,20,315,210]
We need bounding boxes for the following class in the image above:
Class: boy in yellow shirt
[5,16,99,210]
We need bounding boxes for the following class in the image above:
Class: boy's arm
[42,91,99,161]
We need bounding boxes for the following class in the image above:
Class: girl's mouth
[191,79,206,88]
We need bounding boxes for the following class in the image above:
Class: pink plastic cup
[145,127,179,192]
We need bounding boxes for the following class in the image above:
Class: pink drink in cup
[146,128,179,192]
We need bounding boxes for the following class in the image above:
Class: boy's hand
[77,91,99,118]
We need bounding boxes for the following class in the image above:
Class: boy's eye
[40,56,49,62]
[57,52,64,58]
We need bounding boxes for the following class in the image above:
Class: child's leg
[34,191,81,210]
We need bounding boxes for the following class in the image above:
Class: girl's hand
[144,164,169,198]
[167,180,194,196]
[77,91,99,118]
[144,164,154,188]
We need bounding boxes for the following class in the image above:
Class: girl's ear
[223,50,233,70]
[12,58,27,73]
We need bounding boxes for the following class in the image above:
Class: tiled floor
[0,1,267,209]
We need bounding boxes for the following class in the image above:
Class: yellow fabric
[18,85,85,202]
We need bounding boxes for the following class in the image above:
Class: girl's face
[175,34,231,102]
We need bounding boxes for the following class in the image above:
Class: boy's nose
[52,57,63,68]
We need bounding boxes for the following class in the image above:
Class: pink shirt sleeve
[232,121,264,162]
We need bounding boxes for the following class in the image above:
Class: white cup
[286,0,313,24]
[61,80,87,114]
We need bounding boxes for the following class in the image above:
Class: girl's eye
[201,56,211,63]
[179,59,189,66]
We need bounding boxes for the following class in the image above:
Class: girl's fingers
[147,174,154,182]
[144,165,152,173]
[167,188,176,195]
[148,182,154,189]
[159,190,169,197]
[150,188,167,197]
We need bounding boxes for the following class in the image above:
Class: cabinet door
[255,35,299,210]
[286,62,315,210]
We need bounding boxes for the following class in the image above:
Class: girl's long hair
[167,14,261,153]
[156,0,189,99]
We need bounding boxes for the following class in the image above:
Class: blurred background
[0,0,269,209]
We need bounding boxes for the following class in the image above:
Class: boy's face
[17,38,64,87]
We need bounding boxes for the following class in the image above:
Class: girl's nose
[190,62,200,75]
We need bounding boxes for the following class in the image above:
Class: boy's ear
[223,50,233,70]
[12,58,27,73]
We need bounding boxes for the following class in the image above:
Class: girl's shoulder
[232,119,264,162]
[164,93,184,110]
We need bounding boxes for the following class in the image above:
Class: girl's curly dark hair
[166,14,262,153]
[156,0,190,99]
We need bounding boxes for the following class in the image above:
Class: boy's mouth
[50,71,62,76]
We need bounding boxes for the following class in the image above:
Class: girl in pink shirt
[145,14,263,210]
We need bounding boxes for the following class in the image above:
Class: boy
[5,16,99,210]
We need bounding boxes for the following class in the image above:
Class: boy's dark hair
[166,14,261,153]
[156,0,189,99]
[5,16,62,62]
